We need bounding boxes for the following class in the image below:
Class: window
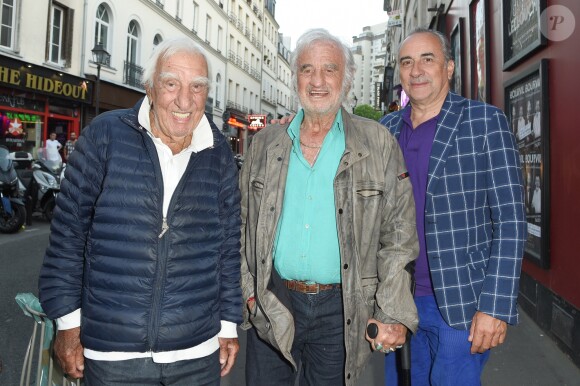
[47,3,74,67]
[205,15,211,44]
[175,0,182,22]
[126,20,139,64]
[49,5,64,65]
[217,26,223,53]
[0,0,16,49]
[192,2,198,34]
[124,20,142,88]
[94,3,110,53]
[215,74,221,108]
[153,33,162,47]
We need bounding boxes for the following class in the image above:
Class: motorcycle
[0,146,26,233]
[15,148,63,222]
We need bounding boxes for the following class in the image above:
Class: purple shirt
[399,108,438,297]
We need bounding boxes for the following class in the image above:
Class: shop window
[0,109,43,153]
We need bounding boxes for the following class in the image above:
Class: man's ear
[447,59,455,80]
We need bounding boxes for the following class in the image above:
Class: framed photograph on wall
[502,0,546,70]
[450,18,464,96]
[469,0,490,102]
[504,59,550,269]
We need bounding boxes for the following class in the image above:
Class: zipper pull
[159,217,169,238]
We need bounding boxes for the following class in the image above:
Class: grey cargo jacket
[240,108,419,385]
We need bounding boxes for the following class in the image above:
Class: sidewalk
[482,308,580,386]
[222,308,580,386]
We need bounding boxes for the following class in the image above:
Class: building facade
[351,22,389,112]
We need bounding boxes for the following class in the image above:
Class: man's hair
[142,37,210,89]
[289,28,357,100]
[402,27,453,63]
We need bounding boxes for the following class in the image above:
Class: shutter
[64,8,74,68]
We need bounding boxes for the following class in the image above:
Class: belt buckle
[305,283,320,294]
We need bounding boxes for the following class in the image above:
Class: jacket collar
[426,92,465,193]
[137,96,214,153]
[266,107,369,165]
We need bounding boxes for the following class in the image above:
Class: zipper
[149,216,169,351]
[158,217,169,238]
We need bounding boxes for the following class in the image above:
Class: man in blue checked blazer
[381,28,526,386]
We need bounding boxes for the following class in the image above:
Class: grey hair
[401,27,453,63]
[289,28,357,99]
[142,37,210,89]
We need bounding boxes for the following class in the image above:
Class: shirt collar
[138,95,214,153]
[402,106,440,129]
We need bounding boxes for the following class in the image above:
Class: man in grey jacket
[240,28,419,386]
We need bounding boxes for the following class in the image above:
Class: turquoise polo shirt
[273,109,346,284]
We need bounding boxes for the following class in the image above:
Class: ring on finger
[375,342,383,351]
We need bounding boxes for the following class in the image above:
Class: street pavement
[1,220,579,385]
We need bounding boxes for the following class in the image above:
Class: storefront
[0,56,92,159]
[222,108,249,155]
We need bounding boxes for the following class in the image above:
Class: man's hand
[468,311,507,354]
[54,327,84,379]
[218,337,239,376]
[365,319,407,353]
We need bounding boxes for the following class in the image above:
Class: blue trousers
[84,351,220,386]
[385,295,490,386]
[245,287,345,386]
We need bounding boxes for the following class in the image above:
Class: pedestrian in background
[240,28,419,386]
[380,28,526,386]
[45,132,62,161]
[38,37,242,385]
[64,131,77,161]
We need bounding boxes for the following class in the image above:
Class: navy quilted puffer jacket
[39,98,242,352]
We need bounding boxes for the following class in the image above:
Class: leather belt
[284,280,341,294]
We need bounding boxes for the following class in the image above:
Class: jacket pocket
[361,276,379,306]
[355,181,384,198]
[251,176,265,191]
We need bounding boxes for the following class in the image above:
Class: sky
[275,0,389,49]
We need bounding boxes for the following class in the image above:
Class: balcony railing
[124,61,144,89]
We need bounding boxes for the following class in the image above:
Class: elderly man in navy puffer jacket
[38,37,242,385]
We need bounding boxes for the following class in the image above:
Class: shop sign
[248,114,266,130]
[0,56,93,104]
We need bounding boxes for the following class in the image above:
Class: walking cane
[367,262,415,386]
[367,323,411,386]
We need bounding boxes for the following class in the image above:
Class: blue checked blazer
[380,92,526,329]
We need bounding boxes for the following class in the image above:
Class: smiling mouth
[309,90,329,97]
[172,112,191,119]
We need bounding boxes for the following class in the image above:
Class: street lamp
[352,95,358,114]
[91,43,111,117]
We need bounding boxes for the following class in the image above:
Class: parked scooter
[15,148,63,222]
[0,146,26,233]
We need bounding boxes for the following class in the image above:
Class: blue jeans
[385,295,490,386]
[84,351,220,386]
[246,287,345,386]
